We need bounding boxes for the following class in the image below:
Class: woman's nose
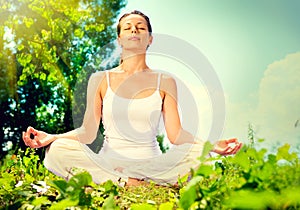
[131,26,137,34]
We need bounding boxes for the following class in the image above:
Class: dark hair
[117,10,152,36]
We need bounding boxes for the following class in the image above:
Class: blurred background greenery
[0,0,127,160]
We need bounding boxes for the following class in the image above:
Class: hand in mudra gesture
[22,126,55,148]
[213,138,242,155]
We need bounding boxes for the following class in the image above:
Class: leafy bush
[1,142,299,209]
[0,148,177,209]
[0,148,118,209]
[179,142,300,210]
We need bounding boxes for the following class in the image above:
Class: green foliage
[117,183,179,209]
[0,148,180,209]
[0,0,126,158]
[0,148,119,209]
[0,148,56,209]
[157,134,169,153]
[1,141,299,209]
[178,143,300,210]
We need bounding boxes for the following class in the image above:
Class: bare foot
[126,178,148,187]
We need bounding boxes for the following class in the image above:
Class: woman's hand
[22,126,56,148]
[212,138,242,155]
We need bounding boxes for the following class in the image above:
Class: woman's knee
[44,138,72,163]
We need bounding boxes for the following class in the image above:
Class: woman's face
[118,14,153,52]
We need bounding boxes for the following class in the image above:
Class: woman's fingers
[225,138,242,154]
[26,126,33,133]
[229,142,242,154]
[27,126,38,137]
[23,131,34,147]
[22,128,41,148]
[224,141,242,155]
[214,139,242,155]
[225,138,238,144]
[23,127,52,148]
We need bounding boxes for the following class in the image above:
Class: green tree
[0,0,126,159]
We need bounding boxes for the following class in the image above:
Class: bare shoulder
[91,70,106,80]
[160,72,177,91]
[90,66,121,84]
[158,72,177,99]
[87,71,106,93]
[91,67,120,97]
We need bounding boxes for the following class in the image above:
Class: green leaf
[40,72,47,81]
[22,156,31,167]
[17,44,25,51]
[49,198,78,210]
[23,17,34,28]
[225,190,275,209]
[32,196,50,206]
[68,171,92,189]
[276,143,297,162]
[232,150,251,172]
[258,162,274,181]
[159,202,174,210]
[198,141,213,162]
[51,179,68,195]
[281,187,300,205]
[196,164,213,177]
[103,179,118,195]
[74,28,84,38]
[131,203,156,210]
[179,176,203,210]
[41,29,51,41]
[257,138,265,143]
[102,193,119,210]
[17,53,32,67]
[267,154,276,164]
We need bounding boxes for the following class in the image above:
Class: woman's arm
[161,74,194,145]
[76,72,105,144]
[22,72,105,148]
[161,74,242,154]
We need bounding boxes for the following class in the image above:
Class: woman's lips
[129,36,140,41]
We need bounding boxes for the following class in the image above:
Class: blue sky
[119,0,300,148]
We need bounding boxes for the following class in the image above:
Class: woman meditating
[22,10,242,186]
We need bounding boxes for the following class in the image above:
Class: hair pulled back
[117,10,152,36]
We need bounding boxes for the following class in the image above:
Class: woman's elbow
[167,128,194,145]
[81,134,96,144]
[77,127,97,144]
[167,132,180,145]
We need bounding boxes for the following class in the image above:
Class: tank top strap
[156,73,162,90]
[105,71,110,87]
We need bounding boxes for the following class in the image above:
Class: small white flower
[15,181,24,187]
[31,181,50,194]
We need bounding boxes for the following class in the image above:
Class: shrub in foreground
[0,142,299,209]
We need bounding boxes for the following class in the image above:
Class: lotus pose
[22,10,242,186]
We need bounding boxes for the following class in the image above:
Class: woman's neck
[120,51,149,74]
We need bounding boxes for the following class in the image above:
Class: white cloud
[224,52,300,148]
[255,52,300,144]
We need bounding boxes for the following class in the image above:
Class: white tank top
[100,70,163,159]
